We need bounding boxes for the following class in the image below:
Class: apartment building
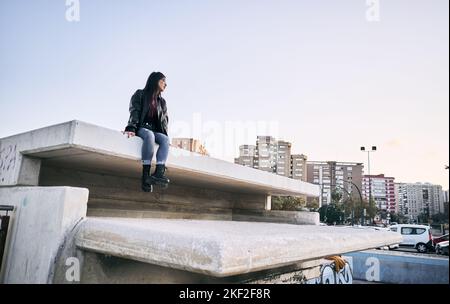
[395,182,444,221]
[306,161,364,206]
[362,174,396,212]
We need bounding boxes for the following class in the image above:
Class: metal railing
[0,205,14,273]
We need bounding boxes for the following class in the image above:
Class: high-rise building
[362,174,396,212]
[290,154,308,182]
[234,144,256,168]
[394,183,401,214]
[234,136,307,182]
[255,136,277,173]
[443,189,449,204]
[276,140,291,177]
[171,138,209,156]
[306,161,363,206]
[395,182,444,222]
[443,190,449,217]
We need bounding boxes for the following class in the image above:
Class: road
[388,246,448,258]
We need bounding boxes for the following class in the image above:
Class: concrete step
[75,217,402,277]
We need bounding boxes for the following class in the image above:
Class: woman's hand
[122,131,135,138]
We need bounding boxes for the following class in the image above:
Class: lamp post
[341,179,364,226]
[361,146,377,225]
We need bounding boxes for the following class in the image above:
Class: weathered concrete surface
[75,217,402,277]
[345,250,449,284]
[0,186,88,283]
[232,209,320,225]
[38,165,269,221]
[0,120,320,198]
[39,165,319,224]
[56,251,328,284]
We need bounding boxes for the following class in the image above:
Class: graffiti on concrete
[246,259,353,284]
[245,269,309,284]
[0,144,17,180]
[310,261,353,284]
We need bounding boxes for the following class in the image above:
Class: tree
[306,198,319,211]
[431,213,449,224]
[341,198,357,224]
[338,198,377,225]
[379,210,388,220]
[389,211,399,223]
[417,212,431,224]
[362,199,377,224]
[331,189,343,204]
[390,212,408,224]
[272,196,305,211]
[319,203,345,225]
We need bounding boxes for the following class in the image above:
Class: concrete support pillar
[17,156,41,186]
[265,195,271,210]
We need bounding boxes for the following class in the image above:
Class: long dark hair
[143,71,166,97]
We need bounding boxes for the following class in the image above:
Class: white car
[389,224,433,253]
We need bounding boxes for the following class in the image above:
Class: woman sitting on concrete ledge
[122,71,170,192]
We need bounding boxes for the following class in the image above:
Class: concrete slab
[0,186,88,283]
[75,217,402,277]
[0,120,320,197]
[345,249,449,284]
[56,251,327,284]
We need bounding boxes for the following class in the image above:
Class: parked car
[432,233,449,247]
[435,241,449,255]
[389,224,433,253]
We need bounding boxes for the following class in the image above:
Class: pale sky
[1,0,448,189]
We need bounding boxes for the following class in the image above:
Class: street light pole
[341,179,364,226]
[361,146,377,225]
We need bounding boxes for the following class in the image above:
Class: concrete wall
[0,186,88,283]
[54,251,325,284]
[39,165,318,224]
[39,165,271,221]
[345,250,449,284]
[232,209,319,225]
[0,121,73,186]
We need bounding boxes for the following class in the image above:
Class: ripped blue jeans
[136,128,170,165]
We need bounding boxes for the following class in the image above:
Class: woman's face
[158,78,167,92]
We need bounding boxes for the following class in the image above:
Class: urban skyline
[235,135,449,191]
[235,134,448,222]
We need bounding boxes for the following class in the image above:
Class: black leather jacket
[124,89,169,136]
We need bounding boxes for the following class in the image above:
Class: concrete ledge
[0,120,320,197]
[75,217,402,277]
